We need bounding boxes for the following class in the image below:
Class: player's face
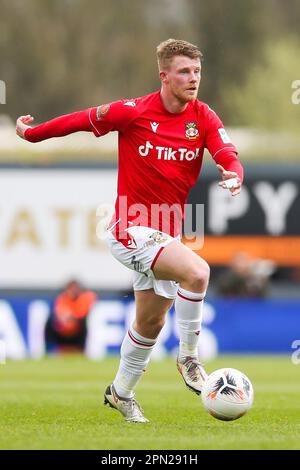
[162,56,201,103]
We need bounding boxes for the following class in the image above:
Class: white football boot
[177,356,208,395]
[104,384,149,423]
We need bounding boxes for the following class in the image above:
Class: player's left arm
[204,106,244,196]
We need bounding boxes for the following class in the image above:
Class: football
[201,368,254,421]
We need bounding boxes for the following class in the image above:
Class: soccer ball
[201,368,254,421]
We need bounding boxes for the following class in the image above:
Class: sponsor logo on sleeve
[218,128,231,143]
[96,104,110,121]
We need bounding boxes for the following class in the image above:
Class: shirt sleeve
[88,99,137,137]
[214,151,244,183]
[204,105,238,159]
[25,109,93,143]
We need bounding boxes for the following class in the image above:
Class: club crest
[185,122,199,140]
[149,231,168,243]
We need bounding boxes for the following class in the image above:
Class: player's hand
[216,164,241,196]
[16,115,34,139]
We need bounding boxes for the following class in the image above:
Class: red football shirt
[25,90,241,239]
[88,91,238,237]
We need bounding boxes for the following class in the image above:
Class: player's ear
[159,70,168,83]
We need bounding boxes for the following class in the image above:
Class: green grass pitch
[0,355,299,450]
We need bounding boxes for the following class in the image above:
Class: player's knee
[184,260,210,292]
[148,315,165,333]
[155,316,166,332]
[201,259,210,282]
[136,315,165,337]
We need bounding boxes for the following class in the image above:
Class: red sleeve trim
[212,147,237,159]
[88,108,101,136]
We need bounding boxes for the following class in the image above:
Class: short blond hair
[157,38,203,71]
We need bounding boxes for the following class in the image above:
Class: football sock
[175,287,205,361]
[113,326,157,398]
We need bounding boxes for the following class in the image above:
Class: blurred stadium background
[0,0,300,449]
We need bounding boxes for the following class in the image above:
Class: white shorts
[106,226,179,299]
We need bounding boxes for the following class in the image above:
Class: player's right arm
[16,100,137,142]
[16,110,93,142]
[16,115,35,139]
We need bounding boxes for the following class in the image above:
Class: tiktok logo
[138,140,154,157]
[138,141,200,161]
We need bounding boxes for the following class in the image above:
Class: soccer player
[16,39,243,423]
